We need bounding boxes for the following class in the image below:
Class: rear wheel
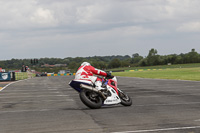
[80,89,103,109]
[119,90,132,106]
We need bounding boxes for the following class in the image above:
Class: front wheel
[80,89,103,109]
[119,90,132,106]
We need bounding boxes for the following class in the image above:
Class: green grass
[108,63,200,72]
[113,67,200,81]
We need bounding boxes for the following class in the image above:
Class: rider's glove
[106,72,114,79]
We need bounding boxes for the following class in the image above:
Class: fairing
[69,80,92,92]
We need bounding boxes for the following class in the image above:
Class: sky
[0,0,200,60]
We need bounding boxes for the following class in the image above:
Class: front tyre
[119,90,132,106]
[80,89,102,109]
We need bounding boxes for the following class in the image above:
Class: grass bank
[108,63,200,72]
[112,67,200,81]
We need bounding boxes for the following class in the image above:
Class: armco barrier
[47,73,76,77]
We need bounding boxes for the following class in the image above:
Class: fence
[15,72,36,80]
[0,72,36,81]
[0,71,75,81]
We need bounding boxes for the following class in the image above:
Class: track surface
[1,76,200,133]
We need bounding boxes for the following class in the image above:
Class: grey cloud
[0,0,200,60]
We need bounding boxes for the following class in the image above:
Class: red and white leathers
[75,62,107,90]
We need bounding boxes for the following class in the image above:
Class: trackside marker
[111,126,200,133]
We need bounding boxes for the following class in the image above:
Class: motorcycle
[69,76,132,109]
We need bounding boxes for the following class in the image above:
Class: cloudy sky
[0,0,200,60]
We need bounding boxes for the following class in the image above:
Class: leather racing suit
[75,62,108,90]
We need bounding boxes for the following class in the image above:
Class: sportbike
[69,76,132,109]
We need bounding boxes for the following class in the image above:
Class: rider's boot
[95,81,107,91]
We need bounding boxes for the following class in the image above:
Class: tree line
[0,48,200,72]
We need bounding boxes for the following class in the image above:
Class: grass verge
[112,67,200,81]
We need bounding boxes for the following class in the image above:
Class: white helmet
[81,62,91,66]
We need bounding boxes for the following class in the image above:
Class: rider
[75,62,113,91]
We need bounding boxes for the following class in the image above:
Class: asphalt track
[1,76,200,133]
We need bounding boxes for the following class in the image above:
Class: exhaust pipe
[80,84,107,99]
[80,84,99,92]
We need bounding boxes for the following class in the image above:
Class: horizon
[0,48,198,61]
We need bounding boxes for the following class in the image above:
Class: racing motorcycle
[69,76,132,109]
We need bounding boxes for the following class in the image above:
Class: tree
[148,48,157,57]
[147,48,159,66]
[132,53,139,58]
[188,49,199,63]
[121,60,130,67]
[131,53,143,64]
[139,58,148,66]
[108,58,121,68]
[68,61,79,70]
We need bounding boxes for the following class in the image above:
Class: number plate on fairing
[103,87,121,105]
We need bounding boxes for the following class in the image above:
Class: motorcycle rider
[75,62,113,91]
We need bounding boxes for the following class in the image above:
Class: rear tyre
[80,89,102,109]
[119,90,132,106]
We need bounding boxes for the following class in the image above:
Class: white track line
[0,95,69,98]
[0,80,22,92]
[0,79,31,92]
[0,109,56,114]
[112,126,200,133]
[0,99,74,104]
[0,78,60,93]
[134,101,200,107]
